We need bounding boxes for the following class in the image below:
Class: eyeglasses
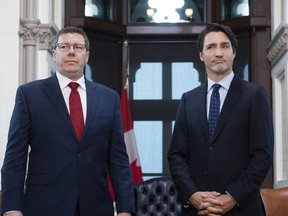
[56,43,87,52]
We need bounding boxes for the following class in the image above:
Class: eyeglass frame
[56,43,88,52]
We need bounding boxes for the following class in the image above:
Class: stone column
[19,0,40,83]
[19,18,40,83]
[18,0,58,83]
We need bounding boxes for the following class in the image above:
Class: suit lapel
[43,76,101,143]
[81,80,99,142]
[43,75,76,140]
[199,83,211,142]
[211,77,243,142]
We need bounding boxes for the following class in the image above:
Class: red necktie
[68,82,84,142]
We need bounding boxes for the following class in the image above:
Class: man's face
[199,31,236,79]
[53,33,90,81]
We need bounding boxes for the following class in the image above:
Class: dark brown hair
[197,23,238,54]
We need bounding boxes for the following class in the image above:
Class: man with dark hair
[1,26,135,216]
[168,23,274,215]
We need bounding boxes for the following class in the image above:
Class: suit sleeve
[1,86,30,213]
[167,93,198,204]
[225,86,274,206]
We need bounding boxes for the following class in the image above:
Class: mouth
[213,60,225,64]
[65,60,78,64]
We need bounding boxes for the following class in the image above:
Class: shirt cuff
[225,191,239,206]
[3,211,23,215]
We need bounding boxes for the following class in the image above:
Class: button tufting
[134,177,181,215]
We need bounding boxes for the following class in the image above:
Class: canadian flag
[120,86,143,183]
[108,85,143,200]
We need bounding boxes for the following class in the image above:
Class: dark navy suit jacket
[168,76,274,216]
[1,75,135,215]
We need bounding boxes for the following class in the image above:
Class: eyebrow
[221,42,231,45]
[57,42,86,45]
[205,41,231,47]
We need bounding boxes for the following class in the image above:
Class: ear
[199,52,204,61]
[85,51,90,63]
[52,50,56,61]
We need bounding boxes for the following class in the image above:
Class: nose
[67,45,76,56]
[215,47,223,56]
[68,45,75,52]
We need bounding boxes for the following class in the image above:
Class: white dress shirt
[206,72,234,118]
[56,72,87,123]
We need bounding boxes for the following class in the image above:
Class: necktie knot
[68,82,79,90]
[212,83,221,92]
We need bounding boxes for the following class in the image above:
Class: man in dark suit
[1,26,135,216]
[167,23,274,216]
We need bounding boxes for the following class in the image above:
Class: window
[85,0,113,20]
[221,0,249,20]
[129,0,204,23]
[128,42,205,179]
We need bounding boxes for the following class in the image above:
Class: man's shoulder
[86,79,119,96]
[19,75,55,90]
[184,84,206,96]
[232,76,264,91]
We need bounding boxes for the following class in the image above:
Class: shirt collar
[56,71,86,91]
[207,72,234,92]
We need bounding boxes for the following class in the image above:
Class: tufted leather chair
[134,177,181,216]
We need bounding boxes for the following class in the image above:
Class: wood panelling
[65,0,273,187]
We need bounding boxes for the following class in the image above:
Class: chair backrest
[134,177,181,216]
[260,187,288,216]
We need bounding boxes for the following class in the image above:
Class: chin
[214,66,230,74]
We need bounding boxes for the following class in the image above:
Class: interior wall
[0,1,21,186]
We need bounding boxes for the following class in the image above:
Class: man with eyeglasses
[1,26,135,216]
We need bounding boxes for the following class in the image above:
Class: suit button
[204,171,208,176]
[209,146,214,150]
[78,153,82,157]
